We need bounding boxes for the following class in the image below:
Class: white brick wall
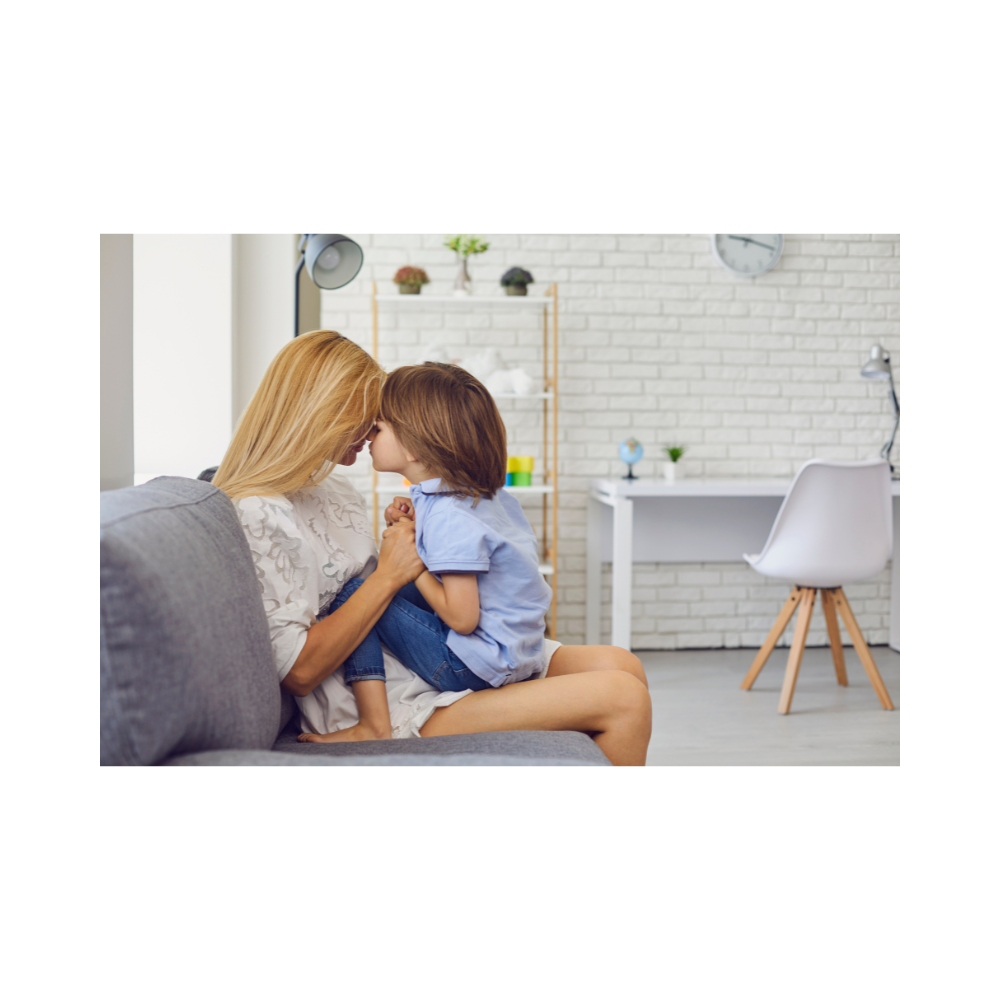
[322,234,900,649]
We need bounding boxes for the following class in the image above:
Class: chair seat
[744,553,853,590]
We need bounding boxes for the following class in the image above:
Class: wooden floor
[640,646,900,766]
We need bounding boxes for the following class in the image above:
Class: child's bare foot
[298,720,393,743]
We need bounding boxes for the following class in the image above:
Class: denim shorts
[327,578,492,693]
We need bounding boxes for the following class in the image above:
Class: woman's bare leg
[419,671,652,766]
[546,645,648,688]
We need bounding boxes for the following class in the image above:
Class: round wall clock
[710,234,784,276]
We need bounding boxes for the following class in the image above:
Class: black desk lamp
[294,234,364,337]
[860,344,899,475]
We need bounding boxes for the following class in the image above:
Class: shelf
[506,485,554,495]
[372,279,560,636]
[376,295,552,305]
[492,392,554,400]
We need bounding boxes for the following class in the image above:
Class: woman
[213,330,651,765]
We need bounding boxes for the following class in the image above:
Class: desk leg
[889,495,899,652]
[586,495,602,645]
[610,497,633,651]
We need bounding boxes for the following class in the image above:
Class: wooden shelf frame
[371,281,560,638]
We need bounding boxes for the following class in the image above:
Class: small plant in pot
[393,266,430,295]
[662,445,686,483]
[500,267,535,296]
[444,235,490,295]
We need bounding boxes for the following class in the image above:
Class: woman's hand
[374,519,425,588]
[284,520,424,698]
[384,496,413,527]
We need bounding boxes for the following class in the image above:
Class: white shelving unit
[371,283,560,636]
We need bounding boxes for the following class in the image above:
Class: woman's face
[335,425,376,467]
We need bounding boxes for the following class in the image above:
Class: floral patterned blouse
[233,473,471,738]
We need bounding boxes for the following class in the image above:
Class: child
[298,361,554,742]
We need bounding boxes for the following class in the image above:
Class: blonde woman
[214,330,651,765]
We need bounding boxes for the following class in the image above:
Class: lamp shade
[303,234,364,290]
[861,345,892,380]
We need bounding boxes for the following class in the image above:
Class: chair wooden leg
[741,587,805,691]
[821,589,848,686]
[778,588,816,715]
[832,588,895,710]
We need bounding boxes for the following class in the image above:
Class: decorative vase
[505,284,528,296]
[453,256,471,296]
[398,284,421,295]
[663,462,677,483]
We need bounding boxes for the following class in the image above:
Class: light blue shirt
[409,479,552,687]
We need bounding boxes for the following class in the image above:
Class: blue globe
[618,438,643,466]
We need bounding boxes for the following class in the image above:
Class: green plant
[444,235,490,257]
[663,445,686,462]
[393,266,430,286]
[500,267,534,286]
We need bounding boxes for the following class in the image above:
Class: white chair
[740,459,895,714]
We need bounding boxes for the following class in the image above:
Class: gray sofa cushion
[163,749,605,766]
[269,727,611,764]
[101,477,280,765]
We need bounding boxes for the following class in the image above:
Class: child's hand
[384,496,413,527]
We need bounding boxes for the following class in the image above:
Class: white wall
[134,235,234,480]
[100,235,134,491]
[134,235,300,481]
[233,234,299,423]
[321,234,900,649]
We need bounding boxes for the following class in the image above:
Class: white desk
[586,477,901,652]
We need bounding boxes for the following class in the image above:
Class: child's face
[369,419,411,474]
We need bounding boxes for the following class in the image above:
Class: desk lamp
[860,344,899,476]
[294,234,364,337]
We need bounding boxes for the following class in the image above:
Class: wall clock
[710,234,783,276]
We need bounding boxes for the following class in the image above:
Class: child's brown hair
[380,363,507,502]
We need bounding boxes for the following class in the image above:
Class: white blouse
[234,473,472,739]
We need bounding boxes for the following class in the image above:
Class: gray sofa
[100,476,609,766]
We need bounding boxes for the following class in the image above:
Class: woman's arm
[413,571,480,634]
[281,521,425,698]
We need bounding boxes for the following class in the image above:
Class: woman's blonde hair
[213,330,384,501]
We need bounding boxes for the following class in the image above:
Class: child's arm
[415,571,480,634]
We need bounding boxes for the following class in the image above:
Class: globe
[618,438,643,479]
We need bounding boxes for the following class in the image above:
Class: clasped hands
[377,496,424,586]
[384,495,414,528]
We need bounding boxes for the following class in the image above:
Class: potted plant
[662,445,686,483]
[500,267,534,296]
[444,235,490,296]
[393,266,430,295]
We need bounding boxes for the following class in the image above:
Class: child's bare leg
[545,645,648,688]
[298,680,393,743]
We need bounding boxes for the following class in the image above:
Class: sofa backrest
[101,477,281,765]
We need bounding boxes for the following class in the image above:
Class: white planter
[663,462,682,483]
